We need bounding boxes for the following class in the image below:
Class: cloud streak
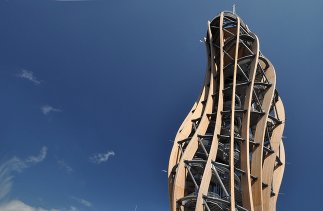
[0,200,78,211]
[41,105,62,115]
[69,206,78,211]
[0,200,59,211]
[71,196,92,207]
[0,147,48,199]
[26,147,47,163]
[90,151,115,164]
[57,160,73,174]
[16,69,41,85]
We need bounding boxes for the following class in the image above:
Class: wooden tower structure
[168,11,285,211]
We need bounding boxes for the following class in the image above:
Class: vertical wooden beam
[239,33,259,211]
[195,17,225,211]
[228,17,240,211]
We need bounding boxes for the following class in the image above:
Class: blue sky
[0,0,322,211]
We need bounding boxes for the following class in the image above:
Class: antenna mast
[233,4,236,14]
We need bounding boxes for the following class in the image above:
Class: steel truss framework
[168,12,285,211]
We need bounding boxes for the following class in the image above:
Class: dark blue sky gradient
[0,0,322,210]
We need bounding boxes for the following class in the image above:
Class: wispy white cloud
[89,150,115,164]
[71,196,92,207]
[41,105,62,115]
[57,160,73,174]
[0,200,78,211]
[69,206,78,211]
[0,147,48,200]
[26,147,48,164]
[16,69,41,85]
[0,200,60,211]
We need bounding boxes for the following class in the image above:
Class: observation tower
[168,11,285,211]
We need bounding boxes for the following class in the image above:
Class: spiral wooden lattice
[168,11,285,211]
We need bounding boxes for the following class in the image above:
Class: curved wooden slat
[262,96,285,211]
[168,101,197,206]
[171,20,217,211]
[251,58,277,211]
[228,17,240,211]
[168,42,212,206]
[195,16,225,211]
[239,32,259,211]
[270,140,285,211]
